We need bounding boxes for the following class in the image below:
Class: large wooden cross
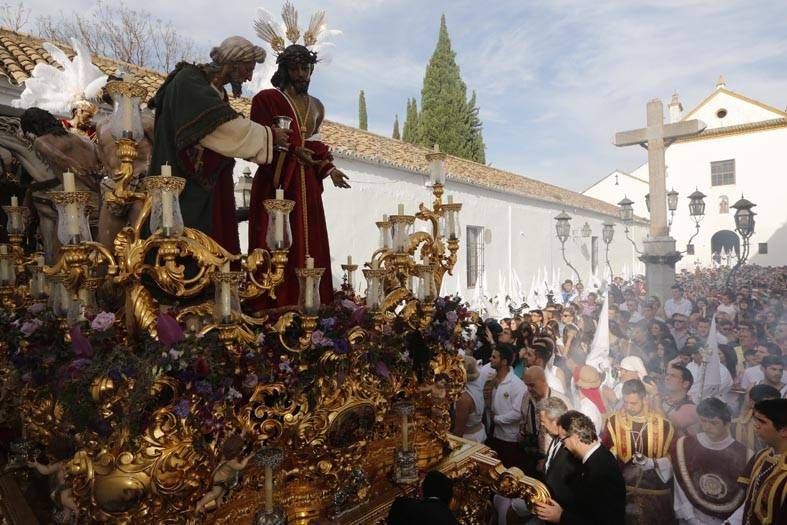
[614,99,706,237]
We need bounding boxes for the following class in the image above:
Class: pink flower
[90,311,116,332]
[157,313,184,346]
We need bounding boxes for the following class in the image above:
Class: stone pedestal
[640,237,682,302]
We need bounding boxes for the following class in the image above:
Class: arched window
[719,195,729,214]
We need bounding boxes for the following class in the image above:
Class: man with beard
[601,379,675,525]
[248,43,350,308]
[148,36,290,254]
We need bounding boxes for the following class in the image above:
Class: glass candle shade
[263,198,295,251]
[77,286,97,320]
[426,146,447,186]
[145,175,186,238]
[362,268,387,310]
[50,281,71,318]
[442,202,462,240]
[212,270,243,325]
[390,215,415,253]
[105,80,147,142]
[30,258,48,299]
[50,191,92,245]
[3,205,27,236]
[296,266,325,315]
[376,218,392,250]
[0,245,14,286]
[415,264,437,302]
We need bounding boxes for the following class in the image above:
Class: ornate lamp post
[725,196,756,288]
[617,196,641,255]
[602,222,615,278]
[235,166,253,210]
[684,189,706,254]
[667,188,679,229]
[554,211,581,284]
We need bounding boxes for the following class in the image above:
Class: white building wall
[584,170,650,219]
[238,157,647,301]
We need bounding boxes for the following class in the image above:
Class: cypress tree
[464,91,486,163]
[392,114,401,139]
[415,14,485,163]
[358,90,368,130]
[402,98,418,143]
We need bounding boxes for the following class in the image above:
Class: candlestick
[274,188,284,248]
[161,165,174,231]
[219,262,231,323]
[264,465,273,512]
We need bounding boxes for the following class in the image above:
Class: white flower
[226,387,242,401]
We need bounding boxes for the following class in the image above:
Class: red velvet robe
[248,88,335,309]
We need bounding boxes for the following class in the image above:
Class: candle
[347,255,352,266]
[264,465,273,512]
[0,245,8,283]
[10,196,17,207]
[8,196,20,232]
[122,95,134,133]
[36,254,44,267]
[63,171,76,193]
[397,203,404,215]
[447,196,456,240]
[402,413,409,450]
[161,165,173,231]
[274,188,284,248]
[304,257,315,310]
[219,262,231,323]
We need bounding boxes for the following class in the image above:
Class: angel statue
[26,438,79,523]
[195,434,255,513]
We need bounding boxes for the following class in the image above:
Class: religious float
[0,21,550,525]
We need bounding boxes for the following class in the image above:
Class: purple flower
[20,318,43,336]
[156,313,184,346]
[446,311,458,324]
[70,325,93,358]
[242,373,259,390]
[375,361,390,378]
[279,359,292,374]
[173,399,191,418]
[90,311,116,332]
[333,339,349,355]
[26,303,45,315]
[225,387,242,401]
[194,380,213,396]
[319,317,337,330]
[341,299,360,312]
[311,330,334,348]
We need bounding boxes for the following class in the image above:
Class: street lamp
[554,211,581,284]
[727,196,756,288]
[235,166,253,208]
[685,189,706,254]
[644,193,651,213]
[602,222,615,278]
[667,188,679,230]
[617,196,640,254]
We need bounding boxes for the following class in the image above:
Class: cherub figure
[195,434,254,513]
[26,439,78,523]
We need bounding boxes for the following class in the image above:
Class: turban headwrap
[209,36,267,65]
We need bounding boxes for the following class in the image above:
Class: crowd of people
[444,266,787,525]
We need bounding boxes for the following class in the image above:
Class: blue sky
[20,0,787,192]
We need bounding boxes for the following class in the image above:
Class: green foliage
[392,114,401,139]
[358,90,368,131]
[410,14,486,163]
[402,98,418,144]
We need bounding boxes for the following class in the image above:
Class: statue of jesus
[248,43,350,309]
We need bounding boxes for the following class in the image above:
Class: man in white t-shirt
[488,344,526,468]
[664,285,693,319]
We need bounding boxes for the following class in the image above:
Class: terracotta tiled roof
[0,27,622,216]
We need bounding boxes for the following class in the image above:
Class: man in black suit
[534,410,625,525]
[387,470,459,525]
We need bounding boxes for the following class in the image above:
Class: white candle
[219,262,231,323]
[397,203,404,215]
[8,197,20,232]
[347,255,352,266]
[10,196,18,207]
[274,188,284,247]
[122,95,134,133]
[304,257,315,310]
[402,413,409,450]
[36,254,44,267]
[264,465,273,512]
[63,171,76,193]
[161,165,173,230]
[0,245,8,282]
[447,196,456,239]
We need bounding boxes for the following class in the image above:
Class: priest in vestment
[667,398,750,525]
[148,36,289,254]
[248,44,350,309]
[601,379,675,525]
